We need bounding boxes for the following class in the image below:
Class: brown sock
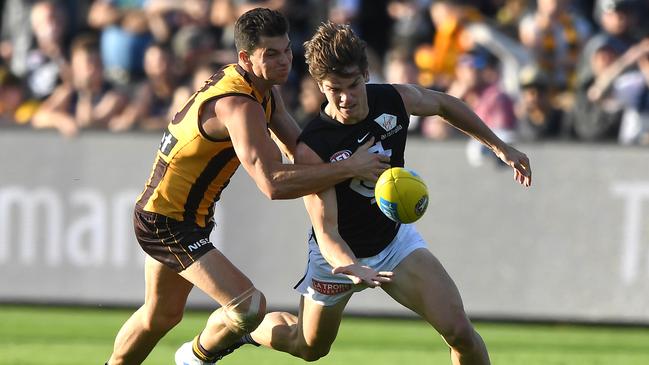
[192,333,216,362]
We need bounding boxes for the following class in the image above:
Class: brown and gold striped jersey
[136,64,274,227]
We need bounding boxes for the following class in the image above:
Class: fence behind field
[1,130,648,324]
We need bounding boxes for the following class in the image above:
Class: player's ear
[238,50,252,66]
[363,70,369,82]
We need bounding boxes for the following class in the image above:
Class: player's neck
[324,104,368,125]
[238,63,273,96]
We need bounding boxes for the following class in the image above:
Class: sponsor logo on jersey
[311,279,352,295]
[159,129,178,156]
[380,124,403,140]
[187,238,211,252]
[330,150,352,162]
[357,132,371,143]
[374,113,397,131]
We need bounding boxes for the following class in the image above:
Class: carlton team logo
[330,150,352,162]
[312,279,352,295]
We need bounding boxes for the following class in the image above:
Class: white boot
[174,341,214,365]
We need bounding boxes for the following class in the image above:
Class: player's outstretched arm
[219,96,390,199]
[393,83,532,187]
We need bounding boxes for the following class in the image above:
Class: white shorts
[294,224,427,306]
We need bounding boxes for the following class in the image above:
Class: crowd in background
[1,0,649,146]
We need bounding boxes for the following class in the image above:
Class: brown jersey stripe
[172,68,226,125]
[183,147,237,225]
[136,156,168,209]
[205,175,232,223]
[212,177,231,207]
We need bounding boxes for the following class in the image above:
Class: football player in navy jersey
[223,22,532,365]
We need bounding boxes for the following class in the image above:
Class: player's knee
[298,344,331,362]
[142,307,184,333]
[222,287,266,334]
[440,316,480,353]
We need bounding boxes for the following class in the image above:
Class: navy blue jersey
[299,84,410,258]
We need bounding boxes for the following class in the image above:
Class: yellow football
[375,167,429,224]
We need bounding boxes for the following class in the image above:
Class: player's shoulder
[366,83,398,95]
[300,112,328,136]
[366,83,406,113]
[366,83,402,102]
[207,64,256,96]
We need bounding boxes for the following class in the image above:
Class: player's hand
[332,263,393,288]
[346,137,391,182]
[494,144,532,187]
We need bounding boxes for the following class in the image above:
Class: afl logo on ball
[415,195,429,216]
[330,150,352,162]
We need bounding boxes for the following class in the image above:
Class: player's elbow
[256,178,289,200]
[298,345,331,362]
[264,184,298,200]
[260,185,282,200]
[259,170,305,200]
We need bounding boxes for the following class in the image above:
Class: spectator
[518,0,591,94]
[87,0,153,85]
[169,61,222,119]
[414,0,484,90]
[171,25,219,81]
[328,0,393,59]
[515,64,564,141]
[568,35,626,141]
[145,0,212,44]
[588,37,649,145]
[109,43,178,132]
[576,0,638,87]
[450,48,517,165]
[280,0,329,79]
[1,0,38,77]
[0,67,39,126]
[32,34,126,137]
[450,48,517,136]
[386,0,433,55]
[421,47,517,144]
[292,74,324,128]
[25,0,71,100]
[383,47,424,134]
[495,0,532,38]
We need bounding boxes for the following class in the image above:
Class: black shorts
[133,208,216,272]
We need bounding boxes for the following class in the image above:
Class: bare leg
[249,295,350,361]
[108,255,194,365]
[382,248,490,365]
[179,249,266,352]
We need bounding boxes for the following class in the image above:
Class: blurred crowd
[1,0,649,146]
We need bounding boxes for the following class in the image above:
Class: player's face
[247,35,293,85]
[318,68,368,124]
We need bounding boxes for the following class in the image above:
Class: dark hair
[303,22,368,82]
[71,33,99,55]
[234,8,289,53]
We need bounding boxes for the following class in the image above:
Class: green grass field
[1,305,649,365]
